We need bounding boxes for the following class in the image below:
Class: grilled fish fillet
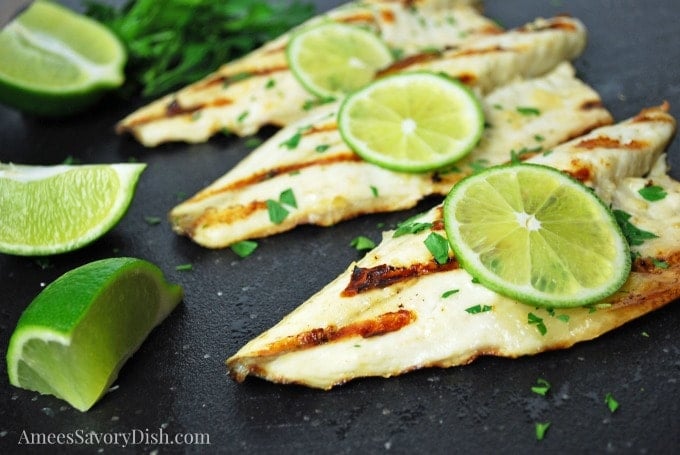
[116,0,501,146]
[226,104,678,389]
[171,62,611,248]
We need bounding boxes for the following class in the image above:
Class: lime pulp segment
[287,22,394,98]
[6,258,183,412]
[338,72,485,173]
[443,164,631,307]
[0,163,146,256]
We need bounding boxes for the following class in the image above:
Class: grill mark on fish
[187,200,268,235]
[342,260,459,297]
[250,309,417,358]
[378,46,508,79]
[188,151,361,204]
[576,136,648,150]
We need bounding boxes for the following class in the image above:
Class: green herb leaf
[531,378,551,396]
[350,236,376,251]
[613,209,658,246]
[280,131,302,150]
[266,199,289,224]
[442,289,460,298]
[370,185,379,197]
[230,240,258,258]
[279,188,297,208]
[315,144,331,153]
[424,232,449,264]
[465,304,493,314]
[85,0,315,98]
[393,214,432,237]
[528,312,547,336]
[535,422,551,441]
[144,215,162,225]
[516,106,541,116]
[638,185,667,201]
[604,392,619,413]
[244,137,262,148]
[651,258,669,269]
[175,263,193,271]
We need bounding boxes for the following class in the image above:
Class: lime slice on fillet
[0,0,126,116]
[287,22,394,98]
[6,258,183,411]
[443,164,631,307]
[338,72,485,173]
[0,162,145,256]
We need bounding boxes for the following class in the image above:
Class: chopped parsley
[350,236,376,251]
[265,78,276,89]
[604,392,619,413]
[230,240,258,258]
[315,144,331,153]
[468,159,490,173]
[531,378,551,396]
[556,314,570,323]
[516,106,541,116]
[279,188,297,209]
[534,134,545,142]
[237,111,249,123]
[266,199,289,224]
[424,232,449,264]
[535,422,551,441]
[510,146,542,164]
[144,216,162,225]
[651,258,669,269]
[641,331,650,338]
[393,214,432,238]
[613,209,658,245]
[441,289,460,298]
[267,188,298,224]
[175,263,193,271]
[638,184,667,201]
[244,137,263,148]
[465,304,493,314]
[528,312,547,336]
[370,185,379,197]
[302,96,336,111]
[280,131,303,150]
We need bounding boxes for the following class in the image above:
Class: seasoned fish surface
[226,105,678,389]
[170,63,612,248]
[116,0,500,146]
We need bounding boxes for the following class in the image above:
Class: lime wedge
[443,164,631,307]
[6,258,182,412]
[338,72,485,173]
[0,0,126,116]
[287,22,394,98]
[0,162,145,256]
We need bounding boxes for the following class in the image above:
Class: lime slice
[338,72,485,173]
[0,162,146,256]
[287,22,394,98]
[443,164,631,307]
[6,257,182,411]
[0,0,126,116]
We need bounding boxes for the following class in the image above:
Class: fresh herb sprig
[84,0,315,97]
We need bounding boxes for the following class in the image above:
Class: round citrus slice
[0,162,146,256]
[338,72,485,173]
[0,0,126,116]
[287,22,394,98]
[443,164,631,308]
[6,257,183,412]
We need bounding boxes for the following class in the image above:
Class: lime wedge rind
[6,258,183,412]
[0,0,126,116]
[338,72,485,173]
[444,164,631,308]
[0,163,146,256]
